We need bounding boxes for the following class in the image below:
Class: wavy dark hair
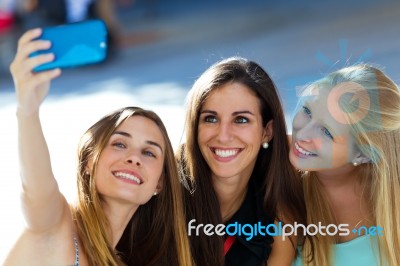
[178,57,307,265]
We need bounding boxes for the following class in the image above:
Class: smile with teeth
[213,148,240,158]
[114,172,142,184]
[294,142,317,156]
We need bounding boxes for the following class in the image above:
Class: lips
[214,148,240,157]
[294,142,317,157]
[210,147,242,162]
[113,171,143,185]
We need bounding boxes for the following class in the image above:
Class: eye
[321,127,334,140]
[204,115,218,123]
[143,150,156,158]
[112,142,126,149]
[235,116,249,124]
[302,106,312,118]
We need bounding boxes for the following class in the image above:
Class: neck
[316,165,371,238]
[212,174,249,222]
[317,164,359,188]
[102,200,138,248]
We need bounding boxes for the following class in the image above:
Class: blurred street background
[1,0,399,260]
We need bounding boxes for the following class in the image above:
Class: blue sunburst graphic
[315,39,373,68]
[286,39,374,98]
[284,39,374,132]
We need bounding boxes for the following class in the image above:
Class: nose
[295,121,316,143]
[126,151,141,167]
[216,122,233,143]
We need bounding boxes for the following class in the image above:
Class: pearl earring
[153,192,158,196]
[85,171,90,176]
[262,142,269,149]
[352,161,358,167]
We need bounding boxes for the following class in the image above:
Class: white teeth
[114,172,141,184]
[214,149,238,158]
[295,142,316,156]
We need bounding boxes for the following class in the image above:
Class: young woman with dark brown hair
[178,57,307,265]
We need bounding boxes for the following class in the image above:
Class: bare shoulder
[2,201,78,266]
[267,219,296,266]
[267,209,298,266]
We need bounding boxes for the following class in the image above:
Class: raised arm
[10,28,65,232]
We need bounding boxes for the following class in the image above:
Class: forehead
[115,115,165,146]
[202,82,261,112]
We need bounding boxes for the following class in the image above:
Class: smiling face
[289,84,361,173]
[93,115,165,206]
[197,82,271,181]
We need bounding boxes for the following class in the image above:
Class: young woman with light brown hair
[4,28,192,266]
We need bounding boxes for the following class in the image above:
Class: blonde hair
[300,65,400,266]
[73,107,193,265]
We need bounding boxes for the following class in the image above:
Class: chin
[289,157,311,171]
[212,170,238,179]
[289,152,300,168]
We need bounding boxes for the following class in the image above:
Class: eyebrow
[200,110,255,116]
[232,110,255,116]
[113,131,164,153]
[303,100,311,107]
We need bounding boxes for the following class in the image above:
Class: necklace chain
[353,219,363,229]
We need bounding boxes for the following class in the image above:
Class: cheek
[197,126,212,147]
[292,113,307,130]
[316,142,347,168]
[289,151,301,169]
[313,137,324,151]
[315,140,332,159]
[251,127,264,141]
[99,148,118,163]
[331,144,351,165]
[147,158,164,180]
[239,126,263,146]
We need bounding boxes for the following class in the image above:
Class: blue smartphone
[30,19,108,72]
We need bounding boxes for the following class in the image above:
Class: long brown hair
[73,107,192,266]
[178,57,306,265]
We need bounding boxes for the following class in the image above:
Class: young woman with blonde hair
[290,64,400,265]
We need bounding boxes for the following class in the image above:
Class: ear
[85,165,91,172]
[86,157,94,173]
[352,152,371,165]
[155,174,164,193]
[262,120,274,143]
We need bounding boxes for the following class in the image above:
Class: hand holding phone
[30,19,108,72]
[11,29,61,115]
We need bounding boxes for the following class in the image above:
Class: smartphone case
[31,19,108,72]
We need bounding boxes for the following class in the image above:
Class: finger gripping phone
[30,19,108,72]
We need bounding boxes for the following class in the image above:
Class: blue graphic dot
[352,229,357,234]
